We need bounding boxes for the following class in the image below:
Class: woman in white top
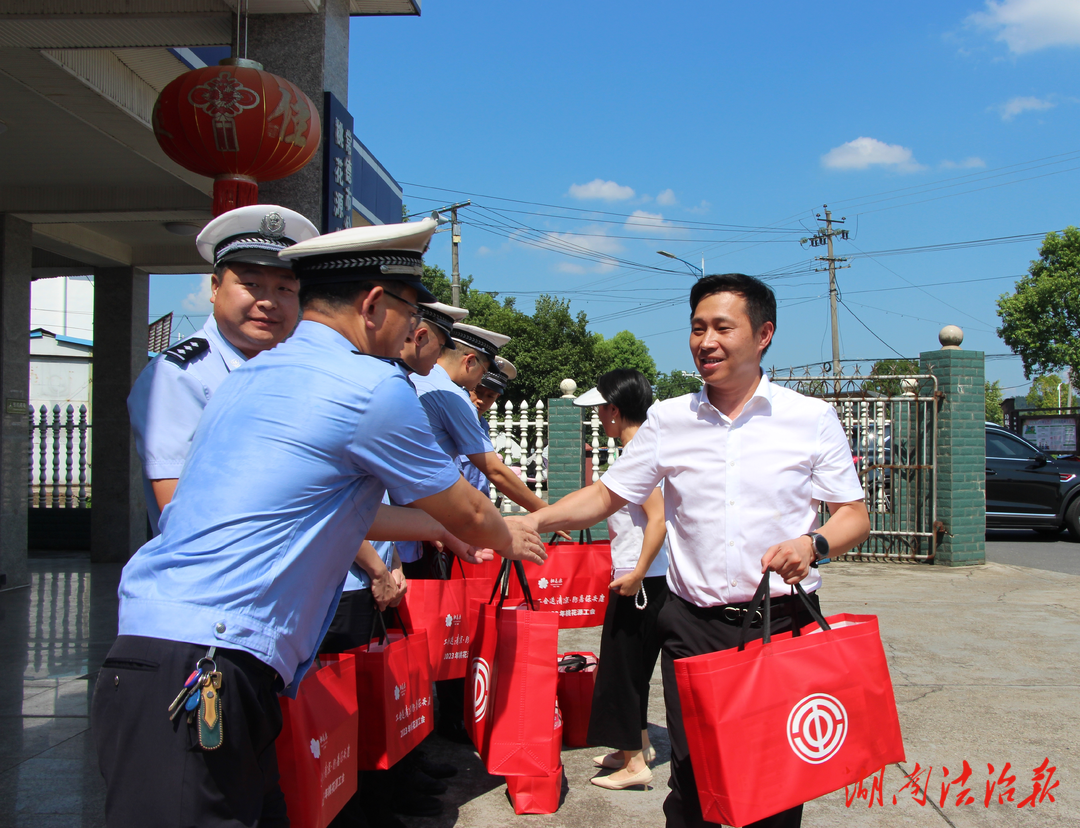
[575,369,671,791]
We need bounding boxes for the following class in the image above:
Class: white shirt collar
[693,371,773,421]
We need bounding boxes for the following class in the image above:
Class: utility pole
[806,205,850,383]
[451,205,462,307]
[431,200,470,307]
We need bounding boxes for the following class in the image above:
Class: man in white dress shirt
[522,273,870,828]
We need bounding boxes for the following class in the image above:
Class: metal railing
[770,367,939,562]
[28,404,90,509]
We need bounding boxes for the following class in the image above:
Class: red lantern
[153,59,321,215]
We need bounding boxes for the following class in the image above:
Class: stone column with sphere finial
[546,379,583,506]
[920,326,986,565]
[546,379,610,539]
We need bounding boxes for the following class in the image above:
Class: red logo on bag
[787,693,847,764]
[471,657,491,722]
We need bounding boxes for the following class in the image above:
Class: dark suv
[985,423,1080,539]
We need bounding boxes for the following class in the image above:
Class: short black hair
[596,369,653,426]
[299,279,405,312]
[689,273,776,355]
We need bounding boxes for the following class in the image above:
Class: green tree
[1026,374,1066,411]
[985,380,1004,425]
[997,227,1080,387]
[593,330,657,383]
[862,358,920,396]
[654,369,703,400]
[494,295,597,403]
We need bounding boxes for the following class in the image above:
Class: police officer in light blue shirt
[461,356,517,498]
[127,204,319,534]
[92,218,546,828]
[413,324,550,518]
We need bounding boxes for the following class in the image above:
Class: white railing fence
[483,399,548,513]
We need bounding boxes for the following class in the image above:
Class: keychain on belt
[166,645,224,750]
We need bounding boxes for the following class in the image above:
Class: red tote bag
[556,652,598,747]
[674,575,905,827]
[347,611,434,770]
[465,559,561,777]
[506,700,564,814]
[276,654,359,828]
[398,577,471,680]
[517,542,612,629]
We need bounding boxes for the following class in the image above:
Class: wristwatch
[804,532,830,568]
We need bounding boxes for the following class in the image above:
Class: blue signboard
[323,91,403,229]
[323,92,354,234]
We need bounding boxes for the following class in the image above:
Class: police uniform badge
[164,337,210,365]
[260,211,286,239]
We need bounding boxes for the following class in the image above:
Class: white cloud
[566,179,636,201]
[686,200,712,215]
[656,188,678,206]
[543,228,624,257]
[821,137,925,172]
[539,227,622,274]
[939,157,987,169]
[182,273,213,313]
[624,210,676,233]
[556,262,587,274]
[477,245,492,256]
[968,0,1080,54]
[995,95,1055,120]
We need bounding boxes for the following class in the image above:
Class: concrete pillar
[0,215,31,588]
[245,0,350,227]
[91,267,149,563]
[920,328,985,566]
[547,381,608,540]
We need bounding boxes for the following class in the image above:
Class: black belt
[679,591,812,627]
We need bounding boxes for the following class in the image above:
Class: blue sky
[151,0,1080,397]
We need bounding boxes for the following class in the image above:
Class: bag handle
[430,546,451,581]
[557,653,589,672]
[486,557,536,611]
[373,606,409,645]
[737,571,830,651]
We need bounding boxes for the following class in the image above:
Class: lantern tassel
[213,174,259,216]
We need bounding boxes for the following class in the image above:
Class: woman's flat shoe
[593,752,623,769]
[590,767,654,790]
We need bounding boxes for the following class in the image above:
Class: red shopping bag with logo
[465,559,561,777]
[517,542,612,629]
[674,574,905,827]
[276,653,359,828]
[347,611,434,770]
[506,700,564,814]
[556,652,598,747]
[398,577,471,680]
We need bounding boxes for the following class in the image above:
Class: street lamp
[658,250,704,277]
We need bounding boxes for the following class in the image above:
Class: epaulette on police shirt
[164,337,210,365]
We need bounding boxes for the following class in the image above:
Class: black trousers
[658,592,822,828]
[587,576,670,751]
[91,636,288,828]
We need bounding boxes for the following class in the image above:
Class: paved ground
[1,551,1077,827]
[985,528,1080,576]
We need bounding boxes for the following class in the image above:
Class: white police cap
[196,205,319,270]
[480,356,517,395]
[419,301,468,349]
[279,218,438,302]
[451,323,511,360]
